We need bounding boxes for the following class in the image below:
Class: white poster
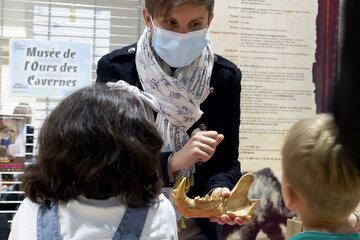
[209,0,318,176]
[10,39,92,97]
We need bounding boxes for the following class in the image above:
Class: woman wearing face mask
[96,0,243,239]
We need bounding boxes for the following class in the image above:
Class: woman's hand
[169,130,224,172]
[209,187,249,225]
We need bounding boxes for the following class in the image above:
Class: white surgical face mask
[150,23,208,68]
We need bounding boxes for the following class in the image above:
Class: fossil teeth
[172,173,259,219]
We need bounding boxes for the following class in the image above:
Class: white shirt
[9,194,178,240]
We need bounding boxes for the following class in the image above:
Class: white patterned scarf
[135,27,214,179]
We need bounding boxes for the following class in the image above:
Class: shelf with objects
[0,109,35,235]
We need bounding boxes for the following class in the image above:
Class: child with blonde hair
[281,114,360,239]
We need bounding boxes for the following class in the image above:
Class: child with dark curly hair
[9,85,178,240]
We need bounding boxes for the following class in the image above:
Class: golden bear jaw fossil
[172,173,259,219]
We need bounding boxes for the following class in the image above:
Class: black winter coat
[96,43,242,239]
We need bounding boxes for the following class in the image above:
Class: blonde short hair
[282,113,360,221]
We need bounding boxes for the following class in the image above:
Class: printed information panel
[209,0,318,175]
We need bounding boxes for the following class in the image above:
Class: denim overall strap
[37,201,62,240]
[112,206,150,240]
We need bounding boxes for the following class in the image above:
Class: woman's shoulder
[213,54,241,80]
[100,43,137,64]
[96,43,139,83]
[214,54,238,69]
[211,54,242,87]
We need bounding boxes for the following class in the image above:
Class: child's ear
[281,179,298,212]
